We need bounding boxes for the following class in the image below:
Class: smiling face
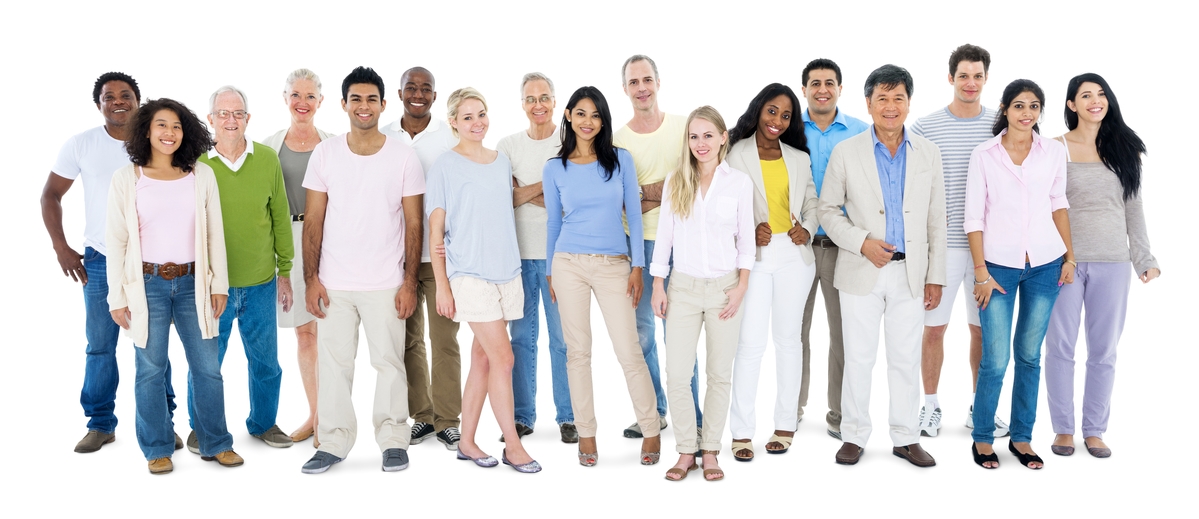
[756,94,793,142]
[450,98,488,142]
[522,79,555,127]
[147,108,182,158]
[950,60,987,105]
[400,70,435,119]
[342,83,385,131]
[208,90,249,145]
[566,97,602,144]
[286,78,323,124]
[866,83,909,133]
[1067,81,1107,125]
[622,59,659,112]
[688,116,727,165]
[98,80,137,128]
[1004,90,1042,132]
[803,69,841,118]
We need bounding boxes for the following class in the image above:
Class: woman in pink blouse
[650,106,754,482]
[964,80,1075,470]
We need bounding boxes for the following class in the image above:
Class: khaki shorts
[448,275,524,323]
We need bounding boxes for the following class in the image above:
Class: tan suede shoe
[148,457,173,475]
[201,450,244,467]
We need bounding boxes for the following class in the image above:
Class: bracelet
[974,275,992,285]
[1064,259,1077,267]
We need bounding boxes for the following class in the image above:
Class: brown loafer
[893,443,936,467]
[75,430,115,453]
[201,450,244,467]
[835,442,863,465]
[148,457,173,475]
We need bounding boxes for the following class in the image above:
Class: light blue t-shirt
[425,151,521,284]
[543,148,644,276]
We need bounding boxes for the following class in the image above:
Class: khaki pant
[404,262,462,431]
[663,271,742,454]
[551,253,658,438]
[315,288,411,458]
[799,237,845,430]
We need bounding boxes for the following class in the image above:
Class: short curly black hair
[93,72,141,105]
[342,66,385,101]
[125,98,213,173]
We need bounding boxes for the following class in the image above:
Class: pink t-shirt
[136,171,196,264]
[302,134,426,291]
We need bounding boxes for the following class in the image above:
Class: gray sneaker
[622,415,668,438]
[301,451,343,474]
[253,425,295,448]
[186,430,200,454]
[382,448,409,472]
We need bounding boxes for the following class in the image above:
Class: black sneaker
[410,422,435,445]
[301,451,343,474]
[499,423,534,442]
[382,448,409,472]
[437,427,460,450]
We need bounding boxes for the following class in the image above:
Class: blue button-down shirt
[803,109,869,235]
[871,126,911,254]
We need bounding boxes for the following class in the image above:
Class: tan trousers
[315,288,411,458]
[664,271,742,453]
[799,238,845,430]
[551,253,659,438]
[404,262,462,430]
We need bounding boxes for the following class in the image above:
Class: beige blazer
[725,138,819,264]
[105,163,229,347]
[816,129,947,298]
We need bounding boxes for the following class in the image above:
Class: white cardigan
[105,162,229,347]
[261,127,335,153]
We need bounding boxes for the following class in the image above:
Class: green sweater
[199,142,294,287]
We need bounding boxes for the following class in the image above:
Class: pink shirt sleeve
[963,147,986,235]
[401,151,426,197]
[1048,144,1069,212]
[301,143,328,193]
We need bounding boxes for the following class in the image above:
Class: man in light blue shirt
[797,59,869,440]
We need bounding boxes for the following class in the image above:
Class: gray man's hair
[621,54,659,84]
[520,72,555,96]
[284,68,322,95]
[209,85,249,114]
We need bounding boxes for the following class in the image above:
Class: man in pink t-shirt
[299,66,426,474]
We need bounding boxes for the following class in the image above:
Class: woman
[725,84,818,462]
[544,86,660,467]
[651,106,754,481]
[262,68,335,445]
[428,87,539,473]
[106,98,236,474]
[965,79,1075,469]
[1046,73,1158,459]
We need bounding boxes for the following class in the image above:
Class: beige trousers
[551,253,659,438]
[316,288,411,458]
[798,238,845,430]
[663,271,742,453]
[404,262,462,431]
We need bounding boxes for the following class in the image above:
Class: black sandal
[972,443,999,469]
[1008,440,1044,469]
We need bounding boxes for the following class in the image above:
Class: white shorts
[277,220,315,328]
[449,275,524,323]
[924,249,981,327]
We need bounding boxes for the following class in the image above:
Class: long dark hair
[1064,73,1145,200]
[557,86,620,180]
[727,83,808,154]
[993,79,1045,136]
[125,98,212,172]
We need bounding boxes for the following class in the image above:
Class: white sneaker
[964,406,1011,437]
[919,405,942,437]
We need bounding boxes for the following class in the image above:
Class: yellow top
[761,158,791,233]
[614,113,687,240]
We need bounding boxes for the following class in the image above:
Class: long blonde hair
[667,106,728,219]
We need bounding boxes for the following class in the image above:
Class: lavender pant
[1045,262,1131,439]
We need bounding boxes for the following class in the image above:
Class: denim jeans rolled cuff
[187,278,281,436]
[972,258,1062,444]
[511,259,574,428]
[136,273,232,460]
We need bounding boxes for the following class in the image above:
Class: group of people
[43,43,1157,478]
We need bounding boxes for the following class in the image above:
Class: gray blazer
[817,129,947,298]
[725,138,818,264]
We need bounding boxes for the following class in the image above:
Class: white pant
[924,249,980,327]
[839,261,923,447]
[729,235,815,439]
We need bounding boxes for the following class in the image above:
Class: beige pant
[799,238,845,430]
[316,288,411,458]
[551,253,658,438]
[404,262,462,431]
[664,271,742,453]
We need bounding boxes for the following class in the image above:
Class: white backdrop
[2,0,1190,516]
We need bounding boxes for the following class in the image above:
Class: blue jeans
[632,238,701,425]
[510,260,573,427]
[136,272,232,459]
[188,278,280,436]
[82,247,175,433]
[973,259,1062,444]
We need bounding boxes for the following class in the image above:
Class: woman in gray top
[1046,73,1159,459]
[262,68,335,446]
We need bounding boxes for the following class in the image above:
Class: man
[41,72,183,454]
[381,67,462,449]
[300,66,425,474]
[796,58,870,441]
[186,86,294,453]
[910,44,1008,439]
[496,72,577,443]
[818,64,945,467]
[613,54,700,440]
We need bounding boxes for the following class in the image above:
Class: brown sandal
[664,461,698,481]
[702,450,724,481]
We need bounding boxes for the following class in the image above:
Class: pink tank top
[136,169,196,264]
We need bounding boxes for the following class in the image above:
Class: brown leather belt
[143,262,196,280]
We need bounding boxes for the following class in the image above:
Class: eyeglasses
[524,95,554,105]
[213,109,249,120]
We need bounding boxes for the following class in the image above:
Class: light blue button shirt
[870,126,911,254]
[803,109,869,235]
